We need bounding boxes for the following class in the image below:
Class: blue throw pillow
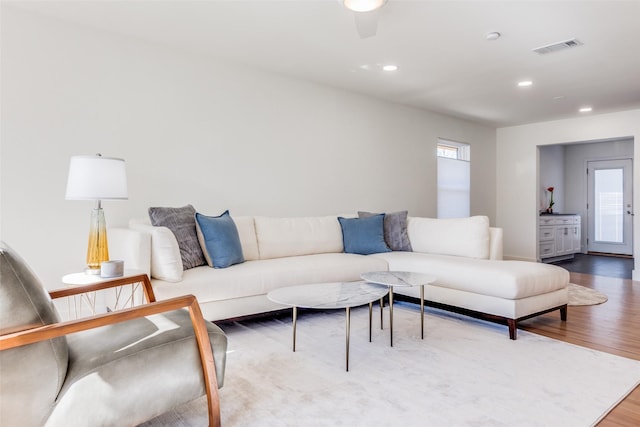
[195,210,245,269]
[338,214,391,255]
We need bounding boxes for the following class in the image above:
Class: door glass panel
[594,168,624,243]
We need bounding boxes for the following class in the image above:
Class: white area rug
[568,283,608,306]
[143,304,640,427]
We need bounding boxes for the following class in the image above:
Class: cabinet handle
[564,227,568,236]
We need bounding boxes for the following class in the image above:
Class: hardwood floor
[519,272,640,426]
[552,253,634,280]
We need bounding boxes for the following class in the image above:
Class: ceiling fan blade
[353,10,379,38]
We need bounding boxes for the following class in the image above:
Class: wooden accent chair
[0,242,227,427]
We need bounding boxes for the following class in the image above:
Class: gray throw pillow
[149,205,206,270]
[358,210,412,252]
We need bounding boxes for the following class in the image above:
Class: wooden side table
[61,269,145,319]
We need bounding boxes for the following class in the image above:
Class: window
[437,142,470,161]
[437,139,470,218]
[594,168,624,243]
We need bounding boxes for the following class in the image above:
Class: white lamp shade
[343,0,387,12]
[65,155,128,200]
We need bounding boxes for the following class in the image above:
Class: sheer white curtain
[437,140,470,218]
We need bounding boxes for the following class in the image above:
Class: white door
[587,159,633,255]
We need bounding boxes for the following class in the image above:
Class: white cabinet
[539,215,581,261]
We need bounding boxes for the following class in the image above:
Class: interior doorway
[537,137,634,260]
[587,159,633,255]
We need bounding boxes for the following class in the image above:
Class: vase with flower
[546,186,555,213]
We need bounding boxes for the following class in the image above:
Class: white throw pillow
[233,216,259,261]
[408,216,490,259]
[129,219,183,282]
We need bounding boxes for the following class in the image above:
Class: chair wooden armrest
[0,294,220,427]
[49,274,157,303]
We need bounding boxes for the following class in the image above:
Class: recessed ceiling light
[382,64,398,71]
[518,80,533,87]
[579,107,593,113]
[485,32,501,41]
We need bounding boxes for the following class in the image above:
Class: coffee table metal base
[268,281,388,372]
[387,285,425,346]
[291,302,375,371]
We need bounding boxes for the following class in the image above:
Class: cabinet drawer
[556,218,574,225]
[539,226,555,241]
[539,215,580,226]
[539,241,555,258]
[539,217,556,226]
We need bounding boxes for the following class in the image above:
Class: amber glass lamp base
[86,207,109,275]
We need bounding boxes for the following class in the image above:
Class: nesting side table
[361,271,436,346]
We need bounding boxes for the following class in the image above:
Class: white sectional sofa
[110,214,569,340]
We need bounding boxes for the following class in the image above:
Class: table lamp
[65,154,128,274]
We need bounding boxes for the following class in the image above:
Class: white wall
[0,7,496,288]
[497,110,640,279]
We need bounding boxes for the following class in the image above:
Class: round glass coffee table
[361,271,436,346]
[268,281,388,371]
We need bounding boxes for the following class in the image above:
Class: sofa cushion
[148,205,206,270]
[232,216,259,261]
[254,216,344,260]
[195,211,245,269]
[408,216,490,259]
[359,210,412,251]
[369,252,569,299]
[338,215,391,255]
[151,253,390,303]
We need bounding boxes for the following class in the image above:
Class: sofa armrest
[489,227,503,260]
[108,227,151,277]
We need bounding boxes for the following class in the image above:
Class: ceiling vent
[533,38,583,54]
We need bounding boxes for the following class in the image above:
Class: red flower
[547,187,554,192]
